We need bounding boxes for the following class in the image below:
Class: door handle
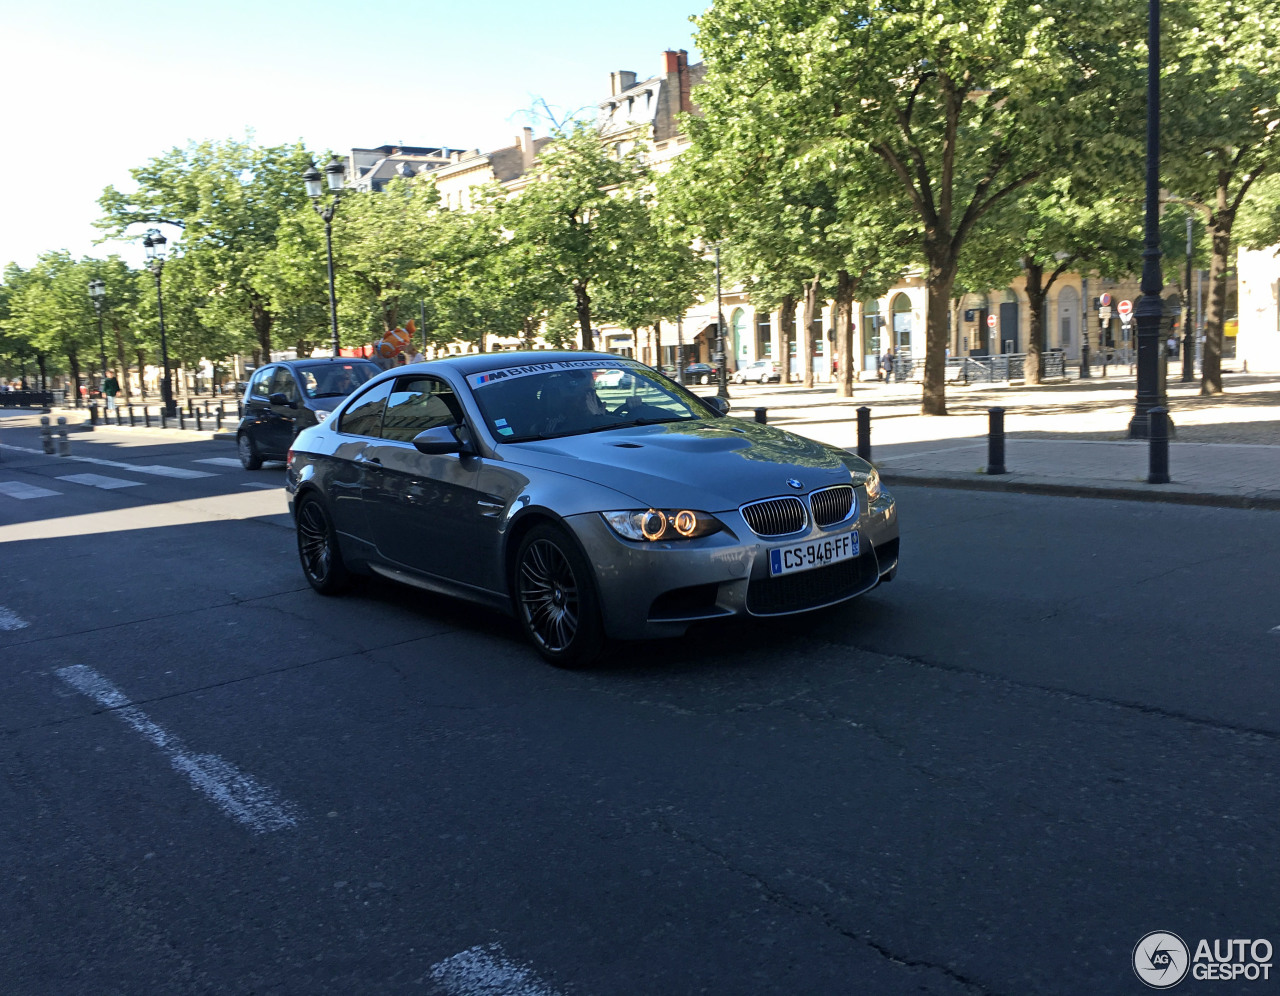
[355,454,382,466]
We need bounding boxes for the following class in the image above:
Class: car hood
[499,419,862,510]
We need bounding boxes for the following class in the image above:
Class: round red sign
[1118,299,1133,318]
[986,314,997,328]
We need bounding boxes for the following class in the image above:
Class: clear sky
[0,0,705,273]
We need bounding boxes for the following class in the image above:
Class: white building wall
[1237,245,1280,372]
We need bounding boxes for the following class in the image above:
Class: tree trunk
[251,296,273,358]
[1200,211,1231,395]
[67,350,82,406]
[37,355,48,392]
[1024,262,1046,385]
[651,320,661,367]
[574,283,593,349]
[832,271,854,398]
[922,250,958,415]
[778,294,796,384]
[136,349,148,399]
[801,277,820,390]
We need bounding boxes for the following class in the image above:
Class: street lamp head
[303,164,323,198]
[142,229,167,263]
[324,158,346,193]
[88,278,105,300]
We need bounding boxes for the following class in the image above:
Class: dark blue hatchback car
[236,357,381,469]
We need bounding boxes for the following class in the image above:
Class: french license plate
[768,531,859,577]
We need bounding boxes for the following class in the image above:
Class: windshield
[467,359,723,442]
[296,362,379,399]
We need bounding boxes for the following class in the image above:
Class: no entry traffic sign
[1118,299,1133,321]
[986,314,997,329]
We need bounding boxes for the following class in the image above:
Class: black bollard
[116,406,123,426]
[195,411,203,431]
[754,407,768,424]
[179,410,186,430]
[216,410,224,430]
[1147,406,1170,484]
[89,402,99,425]
[856,406,872,462]
[987,407,1007,474]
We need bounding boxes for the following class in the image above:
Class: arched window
[731,308,748,362]
[891,294,913,352]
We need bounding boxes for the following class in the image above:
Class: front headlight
[601,509,722,542]
[855,467,881,502]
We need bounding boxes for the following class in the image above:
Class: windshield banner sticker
[469,358,640,390]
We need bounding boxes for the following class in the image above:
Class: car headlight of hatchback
[852,466,881,501]
[601,509,722,542]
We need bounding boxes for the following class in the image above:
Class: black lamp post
[1129,0,1171,437]
[304,159,346,356]
[88,278,107,391]
[143,229,176,417]
[712,242,729,400]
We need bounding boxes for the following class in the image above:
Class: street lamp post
[142,230,176,417]
[1182,214,1195,382]
[88,279,107,393]
[713,243,729,400]
[1130,0,1171,437]
[304,159,346,356]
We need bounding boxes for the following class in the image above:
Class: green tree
[97,136,318,359]
[693,0,1136,413]
[1162,0,1280,393]
[510,122,654,348]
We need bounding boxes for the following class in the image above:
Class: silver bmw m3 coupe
[286,351,898,666]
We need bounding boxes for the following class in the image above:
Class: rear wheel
[296,495,350,595]
[237,433,263,470]
[514,524,605,668]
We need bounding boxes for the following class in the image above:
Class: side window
[270,368,300,404]
[249,367,274,399]
[338,380,393,438]
[380,376,463,443]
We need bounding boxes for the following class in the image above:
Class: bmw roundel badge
[787,479,803,489]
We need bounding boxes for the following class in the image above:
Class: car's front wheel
[237,433,263,470]
[514,523,605,668]
[296,495,350,595]
[699,374,709,385]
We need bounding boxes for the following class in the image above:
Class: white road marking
[195,457,245,468]
[1271,625,1280,634]
[57,473,143,490]
[0,606,29,630]
[428,944,564,996]
[55,665,301,833]
[0,444,213,478]
[240,482,281,490]
[0,480,61,499]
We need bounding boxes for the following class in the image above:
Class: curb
[881,471,1280,511]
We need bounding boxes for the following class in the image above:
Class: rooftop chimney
[517,126,535,171]
[609,70,638,95]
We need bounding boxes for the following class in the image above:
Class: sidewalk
[717,371,1280,510]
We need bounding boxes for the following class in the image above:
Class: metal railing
[884,352,1068,384]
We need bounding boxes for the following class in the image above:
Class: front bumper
[568,487,898,641]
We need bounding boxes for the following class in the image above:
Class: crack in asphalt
[653,815,999,995]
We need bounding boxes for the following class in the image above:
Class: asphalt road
[1,421,1276,995]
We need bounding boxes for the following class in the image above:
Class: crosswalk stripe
[195,457,245,468]
[428,944,565,996]
[0,480,61,499]
[0,606,30,630]
[57,473,144,490]
[72,457,213,479]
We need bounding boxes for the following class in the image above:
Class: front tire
[699,374,709,385]
[238,433,263,470]
[514,524,605,668]
[296,495,350,595]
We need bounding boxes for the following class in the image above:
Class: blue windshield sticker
[468,358,643,390]
[495,418,508,426]
[497,426,514,436]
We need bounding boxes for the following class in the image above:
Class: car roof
[274,357,379,368]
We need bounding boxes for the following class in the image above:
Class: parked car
[236,357,381,469]
[683,362,719,384]
[733,359,780,384]
[286,350,898,667]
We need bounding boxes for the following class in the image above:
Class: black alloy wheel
[296,495,350,595]
[514,523,605,668]
[237,432,262,470]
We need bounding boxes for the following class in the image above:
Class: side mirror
[268,392,296,409]
[701,396,731,416]
[412,425,464,455]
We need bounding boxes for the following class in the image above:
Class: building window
[756,312,772,358]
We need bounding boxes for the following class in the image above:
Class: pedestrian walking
[103,370,120,411]
[881,348,894,384]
